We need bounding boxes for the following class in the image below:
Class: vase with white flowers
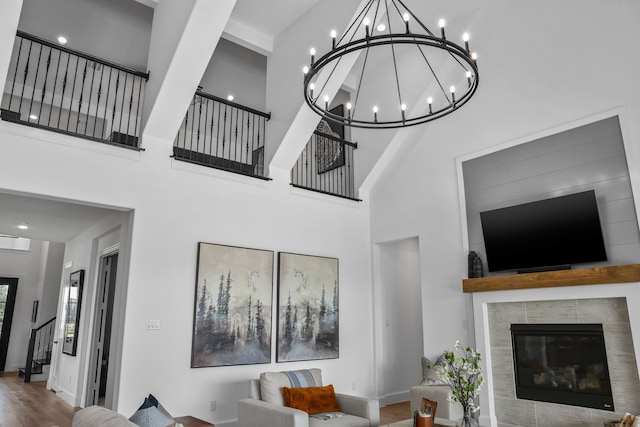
[431,341,484,427]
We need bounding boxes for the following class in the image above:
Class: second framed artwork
[277,252,339,362]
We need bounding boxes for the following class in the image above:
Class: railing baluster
[118,72,129,138]
[56,54,69,128]
[85,61,97,136]
[188,99,196,158]
[27,42,44,123]
[66,55,81,131]
[75,61,87,133]
[8,37,24,112]
[37,48,52,124]
[47,49,62,128]
[17,39,33,116]
[134,76,144,138]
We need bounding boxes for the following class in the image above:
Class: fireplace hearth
[511,323,614,411]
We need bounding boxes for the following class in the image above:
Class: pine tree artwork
[277,252,339,362]
[191,243,274,367]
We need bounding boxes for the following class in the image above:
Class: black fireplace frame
[510,323,614,411]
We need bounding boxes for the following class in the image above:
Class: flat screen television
[480,190,607,273]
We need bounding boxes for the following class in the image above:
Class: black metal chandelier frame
[303,0,479,130]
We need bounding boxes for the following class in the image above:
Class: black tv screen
[480,190,607,272]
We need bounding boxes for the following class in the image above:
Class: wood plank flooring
[380,401,412,424]
[0,371,410,427]
[0,372,78,427]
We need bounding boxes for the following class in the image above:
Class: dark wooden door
[0,278,18,371]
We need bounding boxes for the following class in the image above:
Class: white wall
[379,237,423,404]
[18,0,153,71]
[0,241,42,371]
[0,116,374,425]
[199,38,267,112]
[369,0,640,416]
[39,242,65,323]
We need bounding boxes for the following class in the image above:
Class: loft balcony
[1,31,148,149]
[172,90,271,179]
[291,129,359,201]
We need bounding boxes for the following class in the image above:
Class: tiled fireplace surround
[472,281,640,427]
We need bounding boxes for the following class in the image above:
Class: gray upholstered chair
[237,369,380,427]
[411,355,464,422]
[409,385,463,421]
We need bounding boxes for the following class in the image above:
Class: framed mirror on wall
[63,269,85,356]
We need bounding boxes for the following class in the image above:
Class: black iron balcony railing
[291,131,359,200]
[173,90,270,179]
[0,31,148,148]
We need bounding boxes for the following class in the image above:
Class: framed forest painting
[192,242,274,367]
[277,252,339,362]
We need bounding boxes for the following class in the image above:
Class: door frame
[86,249,118,407]
[0,277,19,371]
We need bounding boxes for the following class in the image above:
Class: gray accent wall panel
[462,116,640,274]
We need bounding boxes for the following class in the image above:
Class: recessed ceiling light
[57,35,67,45]
[377,24,386,32]
[17,223,29,230]
[29,114,38,120]
[227,95,234,101]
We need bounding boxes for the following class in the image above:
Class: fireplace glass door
[510,323,614,411]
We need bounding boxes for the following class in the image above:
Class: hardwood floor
[0,372,78,427]
[380,400,412,424]
[0,371,410,427]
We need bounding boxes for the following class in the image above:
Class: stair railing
[23,316,56,383]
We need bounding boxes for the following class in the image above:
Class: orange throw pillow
[282,384,342,414]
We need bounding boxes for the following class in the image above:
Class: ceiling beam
[142,0,237,143]
[269,0,382,173]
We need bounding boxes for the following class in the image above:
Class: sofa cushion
[72,406,138,427]
[260,368,323,405]
[282,384,341,414]
[420,355,446,386]
[309,414,369,427]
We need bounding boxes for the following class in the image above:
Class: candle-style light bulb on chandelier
[303,0,479,129]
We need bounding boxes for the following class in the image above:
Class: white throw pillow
[260,368,323,406]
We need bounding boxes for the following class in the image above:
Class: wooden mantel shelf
[462,264,640,293]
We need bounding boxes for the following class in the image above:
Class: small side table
[174,415,215,427]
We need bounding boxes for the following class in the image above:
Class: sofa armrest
[335,394,380,427]
[238,398,309,427]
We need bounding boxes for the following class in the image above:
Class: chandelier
[303,0,479,129]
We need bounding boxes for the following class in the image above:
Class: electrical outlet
[145,320,160,330]
[210,400,217,411]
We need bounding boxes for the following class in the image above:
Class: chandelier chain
[384,0,404,112]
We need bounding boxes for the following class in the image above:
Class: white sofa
[237,369,380,427]
[72,406,138,427]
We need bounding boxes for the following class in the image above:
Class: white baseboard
[380,390,410,406]
[55,387,79,407]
